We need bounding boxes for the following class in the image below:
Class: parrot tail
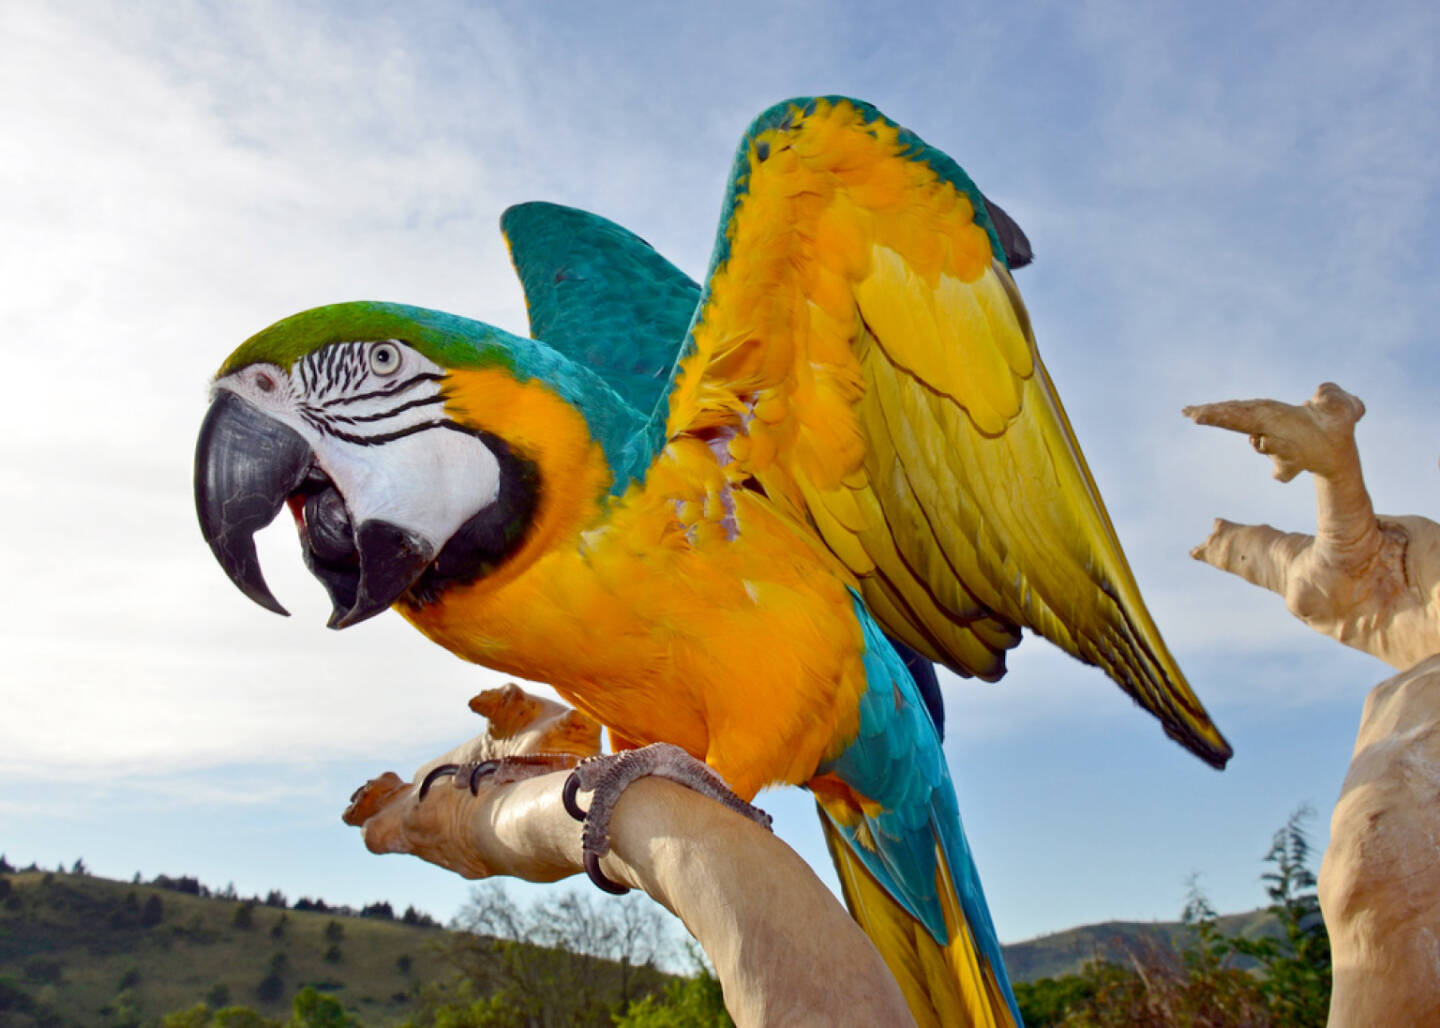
[813,595,1023,1026]
[819,806,1022,1028]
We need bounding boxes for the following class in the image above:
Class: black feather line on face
[326,394,446,426]
[401,430,541,607]
[329,372,445,407]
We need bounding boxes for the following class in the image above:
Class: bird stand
[1187,382,1440,1026]
[343,683,913,1028]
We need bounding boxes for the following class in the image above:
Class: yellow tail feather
[821,812,1019,1028]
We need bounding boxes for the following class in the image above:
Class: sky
[3,0,1438,952]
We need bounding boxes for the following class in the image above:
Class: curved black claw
[418,763,460,801]
[562,770,588,821]
[583,851,630,895]
[466,760,499,796]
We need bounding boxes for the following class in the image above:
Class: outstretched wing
[664,96,1231,767]
[501,201,700,415]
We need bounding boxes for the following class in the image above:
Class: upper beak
[194,390,312,616]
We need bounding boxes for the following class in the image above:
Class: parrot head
[194,301,544,628]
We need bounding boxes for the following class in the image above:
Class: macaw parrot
[195,96,1231,1027]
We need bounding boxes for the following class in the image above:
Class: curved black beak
[194,389,313,616]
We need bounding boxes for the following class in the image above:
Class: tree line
[0,853,438,927]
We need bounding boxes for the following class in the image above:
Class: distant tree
[208,983,232,1007]
[396,954,413,976]
[323,944,342,964]
[213,1007,281,1028]
[118,967,141,989]
[1205,806,1332,1026]
[1013,971,1101,1026]
[158,1004,211,1028]
[268,953,289,976]
[615,961,732,1027]
[70,857,87,876]
[288,986,357,1028]
[105,986,143,1028]
[107,889,140,929]
[132,871,141,884]
[360,901,394,920]
[0,853,13,873]
[154,873,206,895]
[0,878,10,901]
[270,913,289,940]
[324,920,344,943]
[233,902,256,930]
[256,972,285,1004]
[141,894,165,927]
[161,990,354,1028]
[219,881,238,900]
[264,890,288,909]
[294,898,328,913]
[401,905,437,928]
[432,884,675,1025]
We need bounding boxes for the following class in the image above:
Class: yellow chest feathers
[398,395,868,795]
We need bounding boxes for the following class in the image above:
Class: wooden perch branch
[1184,382,1440,668]
[1188,381,1440,1025]
[343,684,913,1028]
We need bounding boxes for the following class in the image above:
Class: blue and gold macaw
[195,97,1231,1027]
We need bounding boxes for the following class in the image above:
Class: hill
[0,865,1275,1024]
[0,869,454,1027]
[999,909,1278,982]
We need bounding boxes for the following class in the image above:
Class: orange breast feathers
[399,383,871,799]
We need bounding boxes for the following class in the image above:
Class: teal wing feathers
[500,202,701,416]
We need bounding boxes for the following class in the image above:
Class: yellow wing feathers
[668,97,1230,766]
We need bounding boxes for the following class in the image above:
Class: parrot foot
[416,754,578,801]
[563,744,772,895]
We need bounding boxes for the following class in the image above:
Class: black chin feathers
[403,433,541,607]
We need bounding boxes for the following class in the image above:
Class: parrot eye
[369,341,402,377]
